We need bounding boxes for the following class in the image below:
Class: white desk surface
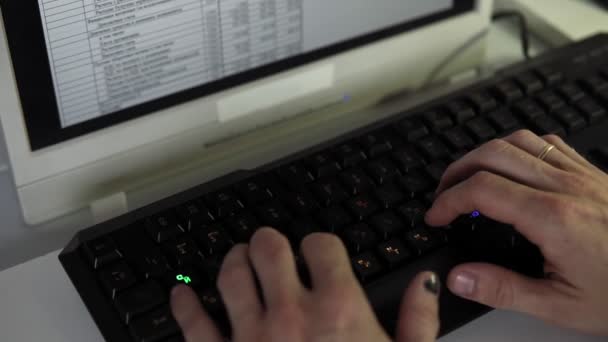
[1,11,607,342]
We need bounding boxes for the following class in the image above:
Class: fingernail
[451,271,477,297]
[424,273,441,296]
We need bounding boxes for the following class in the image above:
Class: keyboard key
[333,143,367,168]
[129,306,179,342]
[581,75,608,94]
[194,225,233,256]
[475,222,519,251]
[398,173,432,199]
[99,261,137,299]
[453,211,489,232]
[312,180,349,207]
[256,202,293,228]
[397,201,426,228]
[513,99,546,121]
[286,191,320,216]
[536,90,566,112]
[130,251,171,280]
[599,89,608,105]
[358,133,393,158]
[535,66,563,86]
[235,178,273,206]
[442,127,475,151]
[374,184,406,209]
[423,110,453,132]
[369,211,406,240]
[447,151,466,164]
[84,237,123,269]
[318,206,353,233]
[591,147,608,171]
[145,213,184,244]
[417,136,450,160]
[576,98,607,123]
[553,107,587,133]
[377,239,411,267]
[558,83,586,103]
[381,129,406,150]
[226,213,259,242]
[531,116,567,138]
[404,228,440,255]
[340,168,374,195]
[391,148,424,173]
[422,192,437,206]
[466,117,497,143]
[602,65,608,79]
[351,252,384,282]
[515,73,544,94]
[366,159,400,185]
[205,190,244,219]
[493,81,524,103]
[196,257,223,284]
[277,163,315,189]
[487,108,521,133]
[446,100,476,123]
[305,153,342,179]
[425,162,448,183]
[285,220,321,244]
[164,267,204,289]
[468,91,498,113]
[394,119,430,142]
[346,195,380,221]
[176,201,214,230]
[342,223,378,253]
[162,237,201,267]
[115,281,166,324]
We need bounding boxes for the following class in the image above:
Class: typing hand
[170,228,440,342]
[427,130,608,336]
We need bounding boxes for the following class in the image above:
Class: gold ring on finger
[537,144,555,161]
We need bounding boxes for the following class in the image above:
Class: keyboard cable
[419,9,532,91]
[492,10,532,61]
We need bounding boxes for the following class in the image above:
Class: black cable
[492,10,531,60]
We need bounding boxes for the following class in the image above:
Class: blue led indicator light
[470,210,481,218]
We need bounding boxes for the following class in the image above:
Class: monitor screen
[41,0,457,128]
[4,0,474,149]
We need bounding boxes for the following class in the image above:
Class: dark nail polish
[424,274,441,295]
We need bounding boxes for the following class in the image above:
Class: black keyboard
[60,34,608,342]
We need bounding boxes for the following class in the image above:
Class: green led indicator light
[176,274,192,284]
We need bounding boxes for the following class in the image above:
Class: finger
[427,171,560,246]
[217,244,263,334]
[396,272,440,342]
[502,130,581,172]
[249,228,303,308]
[447,263,570,322]
[171,285,223,342]
[300,233,358,292]
[541,134,603,173]
[435,137,563,195]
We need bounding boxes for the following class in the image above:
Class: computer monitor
[0,0,492,225]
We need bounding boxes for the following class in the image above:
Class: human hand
[426,130,608,335]
[170,228,441,342]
